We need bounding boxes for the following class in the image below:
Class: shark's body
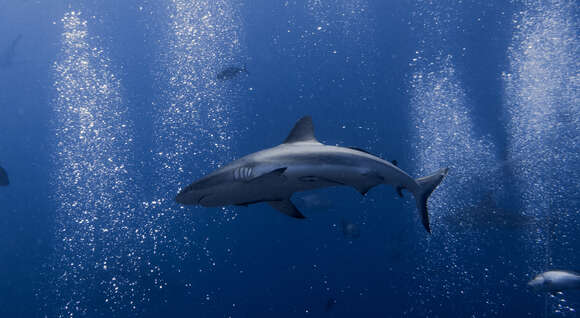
[0,166,9,186]
[528,270,580,292]
[175,116,448,232]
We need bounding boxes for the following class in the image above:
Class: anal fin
[356,185,373,196]
[268,199,305,219]
[356,172,383,196]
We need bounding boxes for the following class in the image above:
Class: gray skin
[528,270,580,292]
[0,166,8,186]
[175,116,448,232]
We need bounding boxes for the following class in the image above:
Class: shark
[175,116,449,232]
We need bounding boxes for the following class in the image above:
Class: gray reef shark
[175,116,448,232]
[528,270,580,292]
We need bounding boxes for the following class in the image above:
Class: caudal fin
[414,168,449,233]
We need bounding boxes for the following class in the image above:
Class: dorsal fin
[284,116,319,144]
[347,147,371,154]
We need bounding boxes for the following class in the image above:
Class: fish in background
[0,34,23,69]
[0,166,9,186]
[341,219,360,239]
[216,65,248,80]
[441,192,535,231]
[528,270,580,292]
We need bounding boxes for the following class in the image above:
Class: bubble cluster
[154,0,245,190]
[408,53,498,314]
[306,0,373,42]
[50,11,148,317]
[504,0,579,313]
[47,4,249,315]
[145,0,247,306]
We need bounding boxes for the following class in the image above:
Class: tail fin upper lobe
[414,168,449,233]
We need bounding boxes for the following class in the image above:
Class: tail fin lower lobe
[414,168,449,233]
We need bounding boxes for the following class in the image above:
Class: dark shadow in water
[324,297,337,312]
[441,192,536,231]
[216,65,248,80]
[0,165,9,186]
[0,34,23,70]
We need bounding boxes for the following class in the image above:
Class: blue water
[0,0,578,317]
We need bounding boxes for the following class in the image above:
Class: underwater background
[0,0,579,317]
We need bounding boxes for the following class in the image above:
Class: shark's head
[175,170,232,206]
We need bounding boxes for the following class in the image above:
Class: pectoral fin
[268,199,305,219]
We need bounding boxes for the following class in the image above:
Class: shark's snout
[527,275,544,290]
[175,183,213,205]
[174,190,188,204]
[175,188,197,205]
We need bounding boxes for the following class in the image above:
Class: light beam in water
[406,3,499,314]
[145,0,247,308]
[49,11,145,317]
[504,0,579,315]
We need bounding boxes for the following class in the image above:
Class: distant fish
[0,34,23,69]
[216,65,248,80]
[528,270,580,292]
[324,297,336,312]
[0,166,9,186]
[341,219,360,239]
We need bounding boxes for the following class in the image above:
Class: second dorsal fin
[283,116,319,144]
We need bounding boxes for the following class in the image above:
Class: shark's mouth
[175,189,198,205]
[198,194,209,205]
[198,194,218,206]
